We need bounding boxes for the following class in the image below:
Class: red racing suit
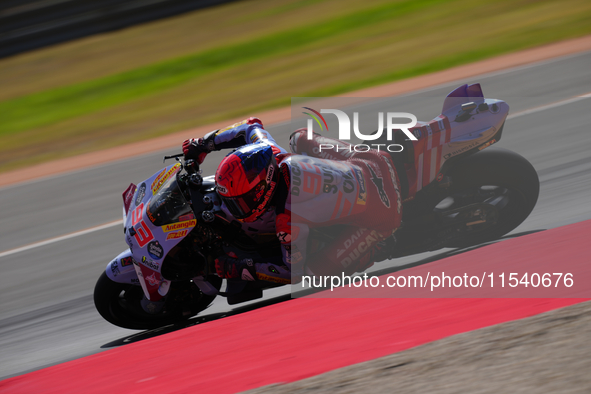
[199,119,402,283]
[286,130,402,277]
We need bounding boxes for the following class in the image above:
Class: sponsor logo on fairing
[478,138,497,151]
[179,213,195,222]
[166,230,188,240]
[135,183,146,206]
[151,163,181,195]
[162,220,197,232]
[146,207,157,224]
[147,241,163,260]
[121,256,134,267]
[145,272,160,286]
[122,184,136,213]
[141,256,160,271]
[443,140,480,159]
[111,261,120,277]
[125,234,134,251]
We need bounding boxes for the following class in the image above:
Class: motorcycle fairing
[123,162,197,300]
[404,84,509,197]
[441,83,485,113]
[105,249,140,285]
[404,114,452,195]
[122,183,137,216]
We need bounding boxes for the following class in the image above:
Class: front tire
[93,272,221,330]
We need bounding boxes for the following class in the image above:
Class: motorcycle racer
[182,117,402,284]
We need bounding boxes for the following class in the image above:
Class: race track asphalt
[1,50,590,381]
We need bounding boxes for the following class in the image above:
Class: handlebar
[163,153,184,162]
[163,152,201,174]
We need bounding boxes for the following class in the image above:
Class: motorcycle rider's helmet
[215,143,278,222]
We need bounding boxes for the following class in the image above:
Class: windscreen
[147,175,192,226]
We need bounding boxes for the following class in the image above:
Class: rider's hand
[215,255,256,281]
[182,138,211,164]
[246,117,263,128]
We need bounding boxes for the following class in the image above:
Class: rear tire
[434,148,539,247]
[93,271,220,330]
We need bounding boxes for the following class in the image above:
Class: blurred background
[1,0,590,173]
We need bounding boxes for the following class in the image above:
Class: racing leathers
[185,118,402,284]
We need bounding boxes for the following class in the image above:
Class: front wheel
[429,148,539,248]
[93,272,221,330]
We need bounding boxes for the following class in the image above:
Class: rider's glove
[246,117,263,128]
[215,255,257,281]
[182,137,212,164]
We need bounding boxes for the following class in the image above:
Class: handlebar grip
[163,153,184,162]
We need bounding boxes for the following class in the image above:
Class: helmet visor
[221,180,267,219]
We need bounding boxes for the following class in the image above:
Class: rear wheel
[434,148,539,247]
[93,272,221,330]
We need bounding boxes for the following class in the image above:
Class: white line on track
[0,219,123,258]
[507,92,591,120]
[0,92,589,259]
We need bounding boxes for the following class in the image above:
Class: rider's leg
[305,226,387,276]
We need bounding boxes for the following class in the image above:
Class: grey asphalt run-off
[1,50,590,381]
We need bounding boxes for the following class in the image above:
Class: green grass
[1,0,590,172]
[0,0,446,137]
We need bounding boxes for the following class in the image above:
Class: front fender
[105,249,140,285]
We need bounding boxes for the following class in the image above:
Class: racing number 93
[131,203,154,248]
[134,221,154,248]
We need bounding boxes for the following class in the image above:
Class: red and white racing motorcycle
[94,83,539,329]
